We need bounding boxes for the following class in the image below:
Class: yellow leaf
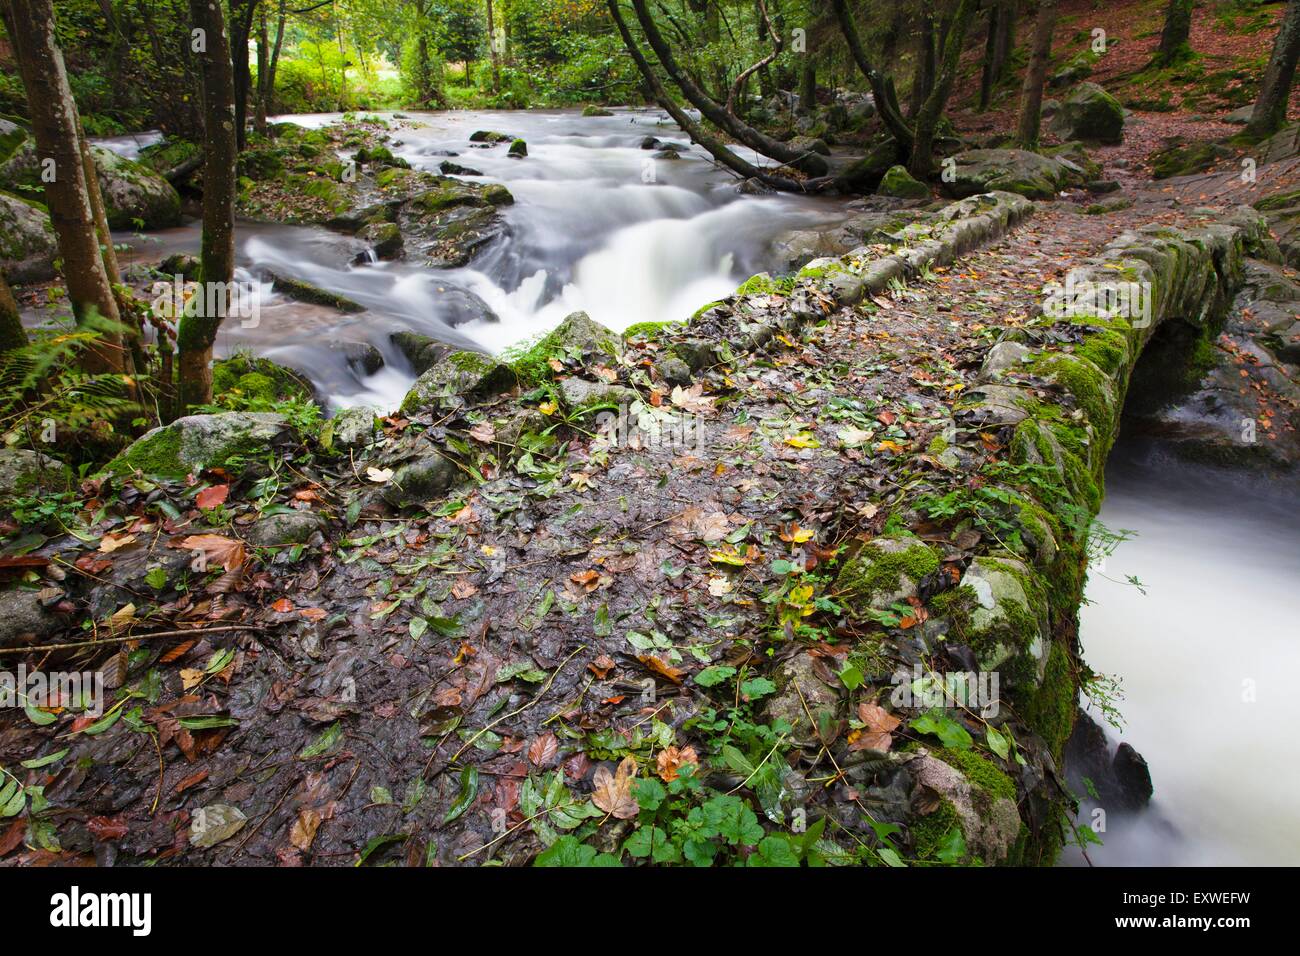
[785,432,821,449]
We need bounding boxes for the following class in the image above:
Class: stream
[104,108,844,411]
[1064,436,1300,866]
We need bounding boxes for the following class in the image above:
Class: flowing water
[1063,437,1300,866]
[103,108,844,410]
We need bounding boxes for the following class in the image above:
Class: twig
[0,624,265,656]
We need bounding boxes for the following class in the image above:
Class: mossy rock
[834,533,940,610]
[0,118,25,165]
[508,139,528,159]
[0,447,72,500]
[1049,82,1124,145]
[267,272,365,313]
[877,164,930,200]
[937,556,1051,689]
[908,749,1022,865]
[1148,140,1234,179]
[940,149,1085,200]
[582,105,614,117]
[0,190,57,283]
[212,355,311,405]
[503,312,619,386]
[399,350,515,415]
[469,130,512,143]
[105,412,297,479]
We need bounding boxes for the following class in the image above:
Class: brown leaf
[196,484,230,511]
[527,732,559,767]
[159,640,196,664]
[570,569,600,592]
[850,701,902,752]
[656,746,699,783]
[637,655,684,684]
[591,756,638,819]
[289,808,323,851]
[468,422,496,443]
[0,819,25,857]
[588,654,616,679]
[180,534,246,573]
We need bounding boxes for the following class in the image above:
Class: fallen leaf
[656,745,699,783]
[98,533,136,554]
[850,702,902,752]
[196,484,230,511]
[180,534,246,573]
[592,756,638,819]
[527,733,559,767]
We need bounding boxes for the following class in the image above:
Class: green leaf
[877,846,907,868]
[23,702,56,726]
[748,834,801,867]
[355,833,406,866]
[409,616,429,641]
[82,710,121,736]
[624,825,680,863]
[21,749,69,770]
[739,677,777,700]
[442,766,479,824]
[693,665,736,688]
[369,786,393,805]
[534,835,620,867]
[935,826,967,864]
[298,721,342,759]
[144,566,168,589]
[985,725,1010,760]
[909,711,973,750]
[837,663,864,691]
[178,715,240,730]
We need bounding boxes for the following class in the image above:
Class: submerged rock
[267,271,366,313]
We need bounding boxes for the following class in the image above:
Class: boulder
[582,105,614,117]
[558,376,635,413]
[0,118,24,164]
[399,351,515,415]
[1148,140,1234,179]
[940,149,1086,200]
[834,533,940,610]
[1253,123,1300,165]
[0,447,71,499]
[952,556,1050,689]
[0,191,58,283]
[508,139,528,159]
[1,142,182,229]
[876,164,930,200]
[246,510,325,547]
[329,404,383,451]
[788,134,831,157]
[391,330,453,374]
[358,221,403,260]
[907,749,1022,864]
[267,271,366,313]
[105,412,297,478]
[0,587,64,649]
[1049,82,1124,145]
[399,176,514,268]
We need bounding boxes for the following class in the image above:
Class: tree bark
[907,0,976,178]
[1245,0,1300,141]
[230,0,258,150]
[606,0,813,192]
[254,6,269,133]
[908,14,936,119]
[627,0,828,176]
[486,0,501,94]
[1154,0,1194,65]
[1015,0,1057,149]
[261,0,287,123]
[3,0,128,374]
[830,0,915,151]
[181,0,239,412]
[0,270,25,355]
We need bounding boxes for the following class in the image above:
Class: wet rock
[508,139,528,159]
[400,176,513,268]
[399,350,515,415]
[438,160,483,176]
[329,405,382,451]
[1252,123,1300,165]
[876,164,930,200]
[0,191,58,283]
[764,651,840,746]
[557,376,635,413]
[582,105,614,117]
[640,136,661,150]
[788,134,830,157]
[469,130,512,144]
[0,587,64,648]
[246,511,325,547]
[267,271,366,313]
[1112,744,1154,812]
[157,253,199,279]
[1049,82,1124,145]
[954,382,1036,426]
[957,556,1050,689]
[382,449,461,506]
[359,221,403,260]
[978,341,1033,381]
[657,355,692,386]
[391,330,453,374]
[1063,710,1153,813]
[833,137,902,193]
[105,412,296,478]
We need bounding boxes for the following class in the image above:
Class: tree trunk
[628,0,829,176]
[1154,0,1194,65]
[909,14,936,119]
[605,0,812,192]
[181,0,239,412]
[486,0,501,93]
[831,0,915,151]
[979,4,1001,111]
[3,0,128,374]
[1015,0,1057,149]
[254,7,269,133]
[798,59,815,114]
[1245,0,1300,141]
[993,0,1016,81]
[0,270,25,355]
[229,0,258,151]
[261,0,287,123]
[907,0,977,178]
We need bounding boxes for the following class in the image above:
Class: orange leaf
[196,484,230,511]
[591,756,638,819]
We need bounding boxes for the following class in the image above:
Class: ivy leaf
[442,766,479,824]
[909,710,973,750]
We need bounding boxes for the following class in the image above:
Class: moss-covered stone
[105,412,295,478]
[834,534,940,610]
[399,350,515,415]
[877,164,930,199]
[1019,640,1076,762]
[502,312,619,386]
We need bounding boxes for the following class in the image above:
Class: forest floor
[2,168,1261,866]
